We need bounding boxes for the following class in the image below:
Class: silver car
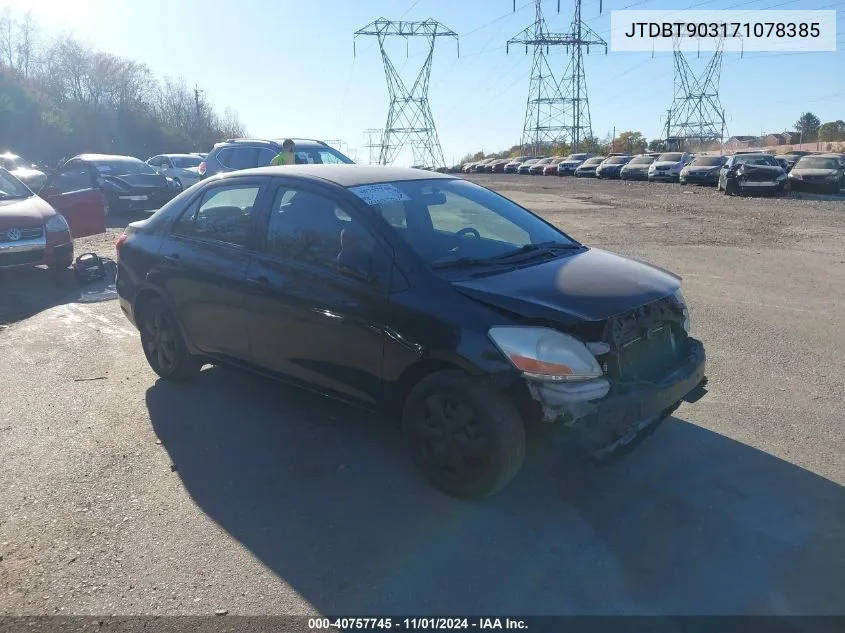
[0,152,48,191]
[146,154,204,191]
[648,152,692,182]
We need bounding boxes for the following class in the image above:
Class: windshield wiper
[432,257,513,269]
[488,241,583,261]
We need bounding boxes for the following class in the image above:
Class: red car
[0,167,106,270]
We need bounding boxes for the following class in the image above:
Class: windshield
[691,156,725,166]
[583,158,604,166]
[734,155,778,166]
[605,156,630,165]
[522,159,539,165]
[657,153,683,162]
[0,154,28,171]
[566,154,588,161]
[170,156,202,168]
[0,168,33,199]
[347,178,579,269]
[795,157,839,170]
[94,159,157,175]
[628,156,655,165]
[535,158,553,165]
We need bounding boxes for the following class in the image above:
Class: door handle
[247,275,269,285]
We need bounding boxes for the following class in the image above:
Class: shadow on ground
[145,366,845,615]
[0,263,116,325]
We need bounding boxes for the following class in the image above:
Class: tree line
[0,9,246,167]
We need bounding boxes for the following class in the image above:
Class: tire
[138,298,202,382]
[723,178,738,195]
[401,369,526,499]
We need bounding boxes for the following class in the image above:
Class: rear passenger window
[221,147,258,170]
[256,148,278,167]
[173,185,260,247]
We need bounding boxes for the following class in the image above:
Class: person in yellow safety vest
[270,139,296,166]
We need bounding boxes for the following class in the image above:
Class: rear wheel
[139,298,202,382]
[402,370,526,499]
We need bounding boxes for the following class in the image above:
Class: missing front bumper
[526,338,707,456]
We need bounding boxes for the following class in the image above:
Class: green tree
[647,139,663,152]
[612,131,647,154]
[818,120,845,142]
[795,112,821,142]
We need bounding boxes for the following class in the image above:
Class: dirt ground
[1,175,843,617]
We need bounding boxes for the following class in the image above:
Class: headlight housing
[776,172,787,181]
[45,214,69,233]
[488,327,603,382]
[672,288,691,333]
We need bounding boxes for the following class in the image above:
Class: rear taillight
[198,161,207,176]
[115,232,128,252]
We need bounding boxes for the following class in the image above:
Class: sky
[2,0,843,165]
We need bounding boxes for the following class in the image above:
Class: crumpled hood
[0,195,57,228]
[100,173,169,189]
[736,164,782,176]
[453,247,681,325]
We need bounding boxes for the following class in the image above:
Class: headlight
[790,173,802,179]
[826,174,839,181]
[776,172,787,181]
[45,214,69,233]
[672,289,690,333]
[488,326,603,382]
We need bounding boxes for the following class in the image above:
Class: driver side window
[427,191,530,244]
[54,163,94,193]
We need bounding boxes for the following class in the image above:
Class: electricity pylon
[663,35,727,150]
[354,18,458,168]
[507,0,606,154]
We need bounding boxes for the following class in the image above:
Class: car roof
[219,164,456,187]
[159,153,201,158]
[214,137,328,148]
[75,153,141,162]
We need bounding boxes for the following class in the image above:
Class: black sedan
[115,165,707,498]
[717,154,789,196]
[61,154,179,213]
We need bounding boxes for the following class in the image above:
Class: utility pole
[193,84,205,130]
[506,0,607,155]
[354,18,458,168]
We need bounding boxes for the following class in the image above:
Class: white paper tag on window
[349,183,410,206]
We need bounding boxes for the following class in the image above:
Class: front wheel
[402,370,526,499]
[139,298,202,382]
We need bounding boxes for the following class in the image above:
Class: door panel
[245,257,388,404]
[158,179,267,361]
[158,236,253,360]
[244,182,392,405]
[45,189,107,238]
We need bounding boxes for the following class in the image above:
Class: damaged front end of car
[496,292,708,460]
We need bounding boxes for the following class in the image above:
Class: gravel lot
[1,175,843,616]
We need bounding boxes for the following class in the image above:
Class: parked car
[679,155,727,186]
[200,138,354,180]
[557,153,593,176]
[517,158,543,175]
[717,153,788,196]
[595,155,633,179]
[461,162,478,174]
[648,152,692,182]
[574,156,605,178]
[774,157,791,172]
[619,155,656,180]
[778,151,812,171]
[504,156,531,173]
[0,152,48,191]
[0,167,105,270]
[542,157,565,175]
[528,157,556,175]
[42,154,178,213]
[190,152,208,159]
[147,154,204,191]
[114,164,707,499]
[488,159,511,173]
[787,154,845,193]
[472,158,497,173]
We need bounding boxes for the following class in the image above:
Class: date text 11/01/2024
[308,618,528,630]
